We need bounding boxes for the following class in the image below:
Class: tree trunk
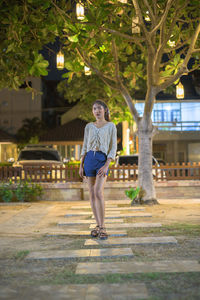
[137,117,158,205]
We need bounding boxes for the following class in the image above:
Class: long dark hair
[93,100,110,122]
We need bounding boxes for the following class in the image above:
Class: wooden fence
[0,162,200,183]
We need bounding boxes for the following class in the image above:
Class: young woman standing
[79,100,117,239]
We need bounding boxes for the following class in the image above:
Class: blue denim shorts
[84,150,108,177]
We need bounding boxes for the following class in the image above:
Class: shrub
[0,181,13,202]
[15,181,43,202]
[125,187,140,206]
[0,180,43,202]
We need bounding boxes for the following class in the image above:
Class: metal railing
[0,162,200,183]
[153,121,200,131]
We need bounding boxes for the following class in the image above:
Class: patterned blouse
[81,122,117,160]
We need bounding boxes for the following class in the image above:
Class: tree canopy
[0,0,66,90]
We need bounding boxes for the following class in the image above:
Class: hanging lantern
[76,3,84,20]
[56,51,64,69]
[168,35,175,47]
[144,11,150,21]
[132,16,140,33]
[176,82,184,99]
[118,0,127,3]
[168,40,176,47]
[84,66,91,75]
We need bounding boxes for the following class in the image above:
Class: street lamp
[176,82,184,99]
[76,3,84,20]
[56,51,64,69]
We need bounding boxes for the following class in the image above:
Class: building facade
[0,77,42,162]
[0,77,42,135]
[130,100,200,163]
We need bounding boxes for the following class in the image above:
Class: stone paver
[0,283,148,300]
[84,236,177,246]
[76,260,200,275]
[57,219,124,225]
[90,222,162,229]
[26,248,133,260]
[45,230,127,237]
[65,212,92,217]
[106,200,131,204]
[92,213,152,219]
[105,207,145,211]
[70,205,118,209]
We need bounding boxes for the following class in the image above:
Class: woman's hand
[79,164,84,179]
[97,164,108,177]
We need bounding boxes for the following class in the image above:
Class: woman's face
[92,103,105,120]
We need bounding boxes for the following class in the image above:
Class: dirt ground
[142,199,200,225]
[0,199,200,299]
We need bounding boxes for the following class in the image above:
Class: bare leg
[87,177,100,226]
[94,175,107,227]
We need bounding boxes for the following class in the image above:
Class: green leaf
[68,34,79,43]
[126,45,133,55]
[65,61,73,71]
[6,43,15,53]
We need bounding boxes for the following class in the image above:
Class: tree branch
[150,0,173,35]
[153,6,180,81]
[111,38,140,123]
[100,27,145,51]
[132,0,154,52]
[143,0,156,25]
[158,23,200,91]
[192,49,200,53]
[158,65,188,91]
[188,63,200,73]
[152,0,158,17]
[75,47,120,91]
[183,23,200,66]
[112,39,120,82]
[119,83,140,123]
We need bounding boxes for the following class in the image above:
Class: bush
[15,181,43,202]
[0,181,13,202]
[0,180,43,202]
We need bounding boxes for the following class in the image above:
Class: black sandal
[99,227,108,240]
[91,225,100,238]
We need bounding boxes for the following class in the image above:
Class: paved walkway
[0,199,200,299]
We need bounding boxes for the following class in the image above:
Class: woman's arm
[79,124,89,178]
[79,154,86,178]
[80,124,89,158]
[107,124,117,161]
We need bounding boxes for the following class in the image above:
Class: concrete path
[0,283,148,300]
[89,222,162,229]
[76,260,200,275]
[84,236,177,246]
[26,248,133,261]
[58,219,124,225]
[44,230,127,237]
